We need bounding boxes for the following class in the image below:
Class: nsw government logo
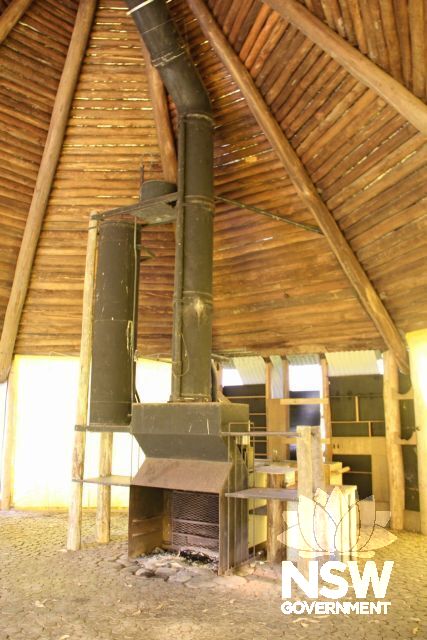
[280,487,396,616]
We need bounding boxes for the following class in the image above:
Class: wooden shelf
[226,487,299,501]
[254,463,296,476]
[74,475,132,487]
[280,398,329,405]
[75,424,131,433]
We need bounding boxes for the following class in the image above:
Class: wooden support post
[0,0,97,384]
[0,0,33,45]
[261,0,427,136]
[186,0,409,374]
[267,474,285,564]
[67,219,98,551]
[282,357,290,403]
[96,432,113,543]
[296,426,325,572]
[266,359,290,462]
[296,426,313,574]
[383,351,405,530]
[320,355,332,463]
[215,361,223,395]
[140,41,177,184]
[0,360,17,510]
[281,357,290,461]
[265,358,273,400]
[407,330,427,535]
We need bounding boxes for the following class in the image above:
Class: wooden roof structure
[0,0,426,380]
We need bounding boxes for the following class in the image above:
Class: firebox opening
[170,490,219,557]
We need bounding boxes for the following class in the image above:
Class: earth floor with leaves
[0,510,425,640]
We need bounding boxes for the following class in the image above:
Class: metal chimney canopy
[131,402,249,461]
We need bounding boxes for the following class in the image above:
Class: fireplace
[88,0,251,575]
[128,402,249,574]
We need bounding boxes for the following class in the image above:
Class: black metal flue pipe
[126,0,214,402]
[90,221,141,425]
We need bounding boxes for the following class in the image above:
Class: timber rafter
[0,0,33,45]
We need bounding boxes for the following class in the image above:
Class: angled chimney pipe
[126,0,214,402]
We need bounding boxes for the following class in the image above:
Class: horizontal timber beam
[0,0,97,383]
[186,0,409,373]
[0,0,33,45]
[262,0,427,136]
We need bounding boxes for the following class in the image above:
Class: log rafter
[140,40,177,184]
[0,0,98,383]
[186,0,409,373]
[262,0,427,137]
[0,0,33,45]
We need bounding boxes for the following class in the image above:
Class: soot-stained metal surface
[90,221,141,426]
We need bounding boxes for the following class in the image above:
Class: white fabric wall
[7,356,171,509]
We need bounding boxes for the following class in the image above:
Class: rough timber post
[67,219,98,551]
[407,330,427,535]
[0,359,17,510]
[383,351,405,530]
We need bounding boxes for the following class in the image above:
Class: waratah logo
[278,486,397,558]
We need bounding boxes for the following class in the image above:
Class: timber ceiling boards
[0,0,426,362]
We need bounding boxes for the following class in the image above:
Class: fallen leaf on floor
[413,627,419,636]
[292,618,310,624]
[35,600,46,608]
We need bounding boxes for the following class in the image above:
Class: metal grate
[171,490,219,553]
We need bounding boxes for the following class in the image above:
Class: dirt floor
[0,510,426,640]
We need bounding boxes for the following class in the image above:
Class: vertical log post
[265,357,273,401]
[1,360,17,510]
[67,219,98,551]
[266,358,289,461]
[281,357,290,461]
[0,0,97,383]
[96,432,113,543]
[215,362,223,393]
[320,355,333,463]
[265,357,285,562]
[407,330,427,535]
[267,473,285,564]
[383,351,405,530]
[296,426,313,574]
[296,426,325,572]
